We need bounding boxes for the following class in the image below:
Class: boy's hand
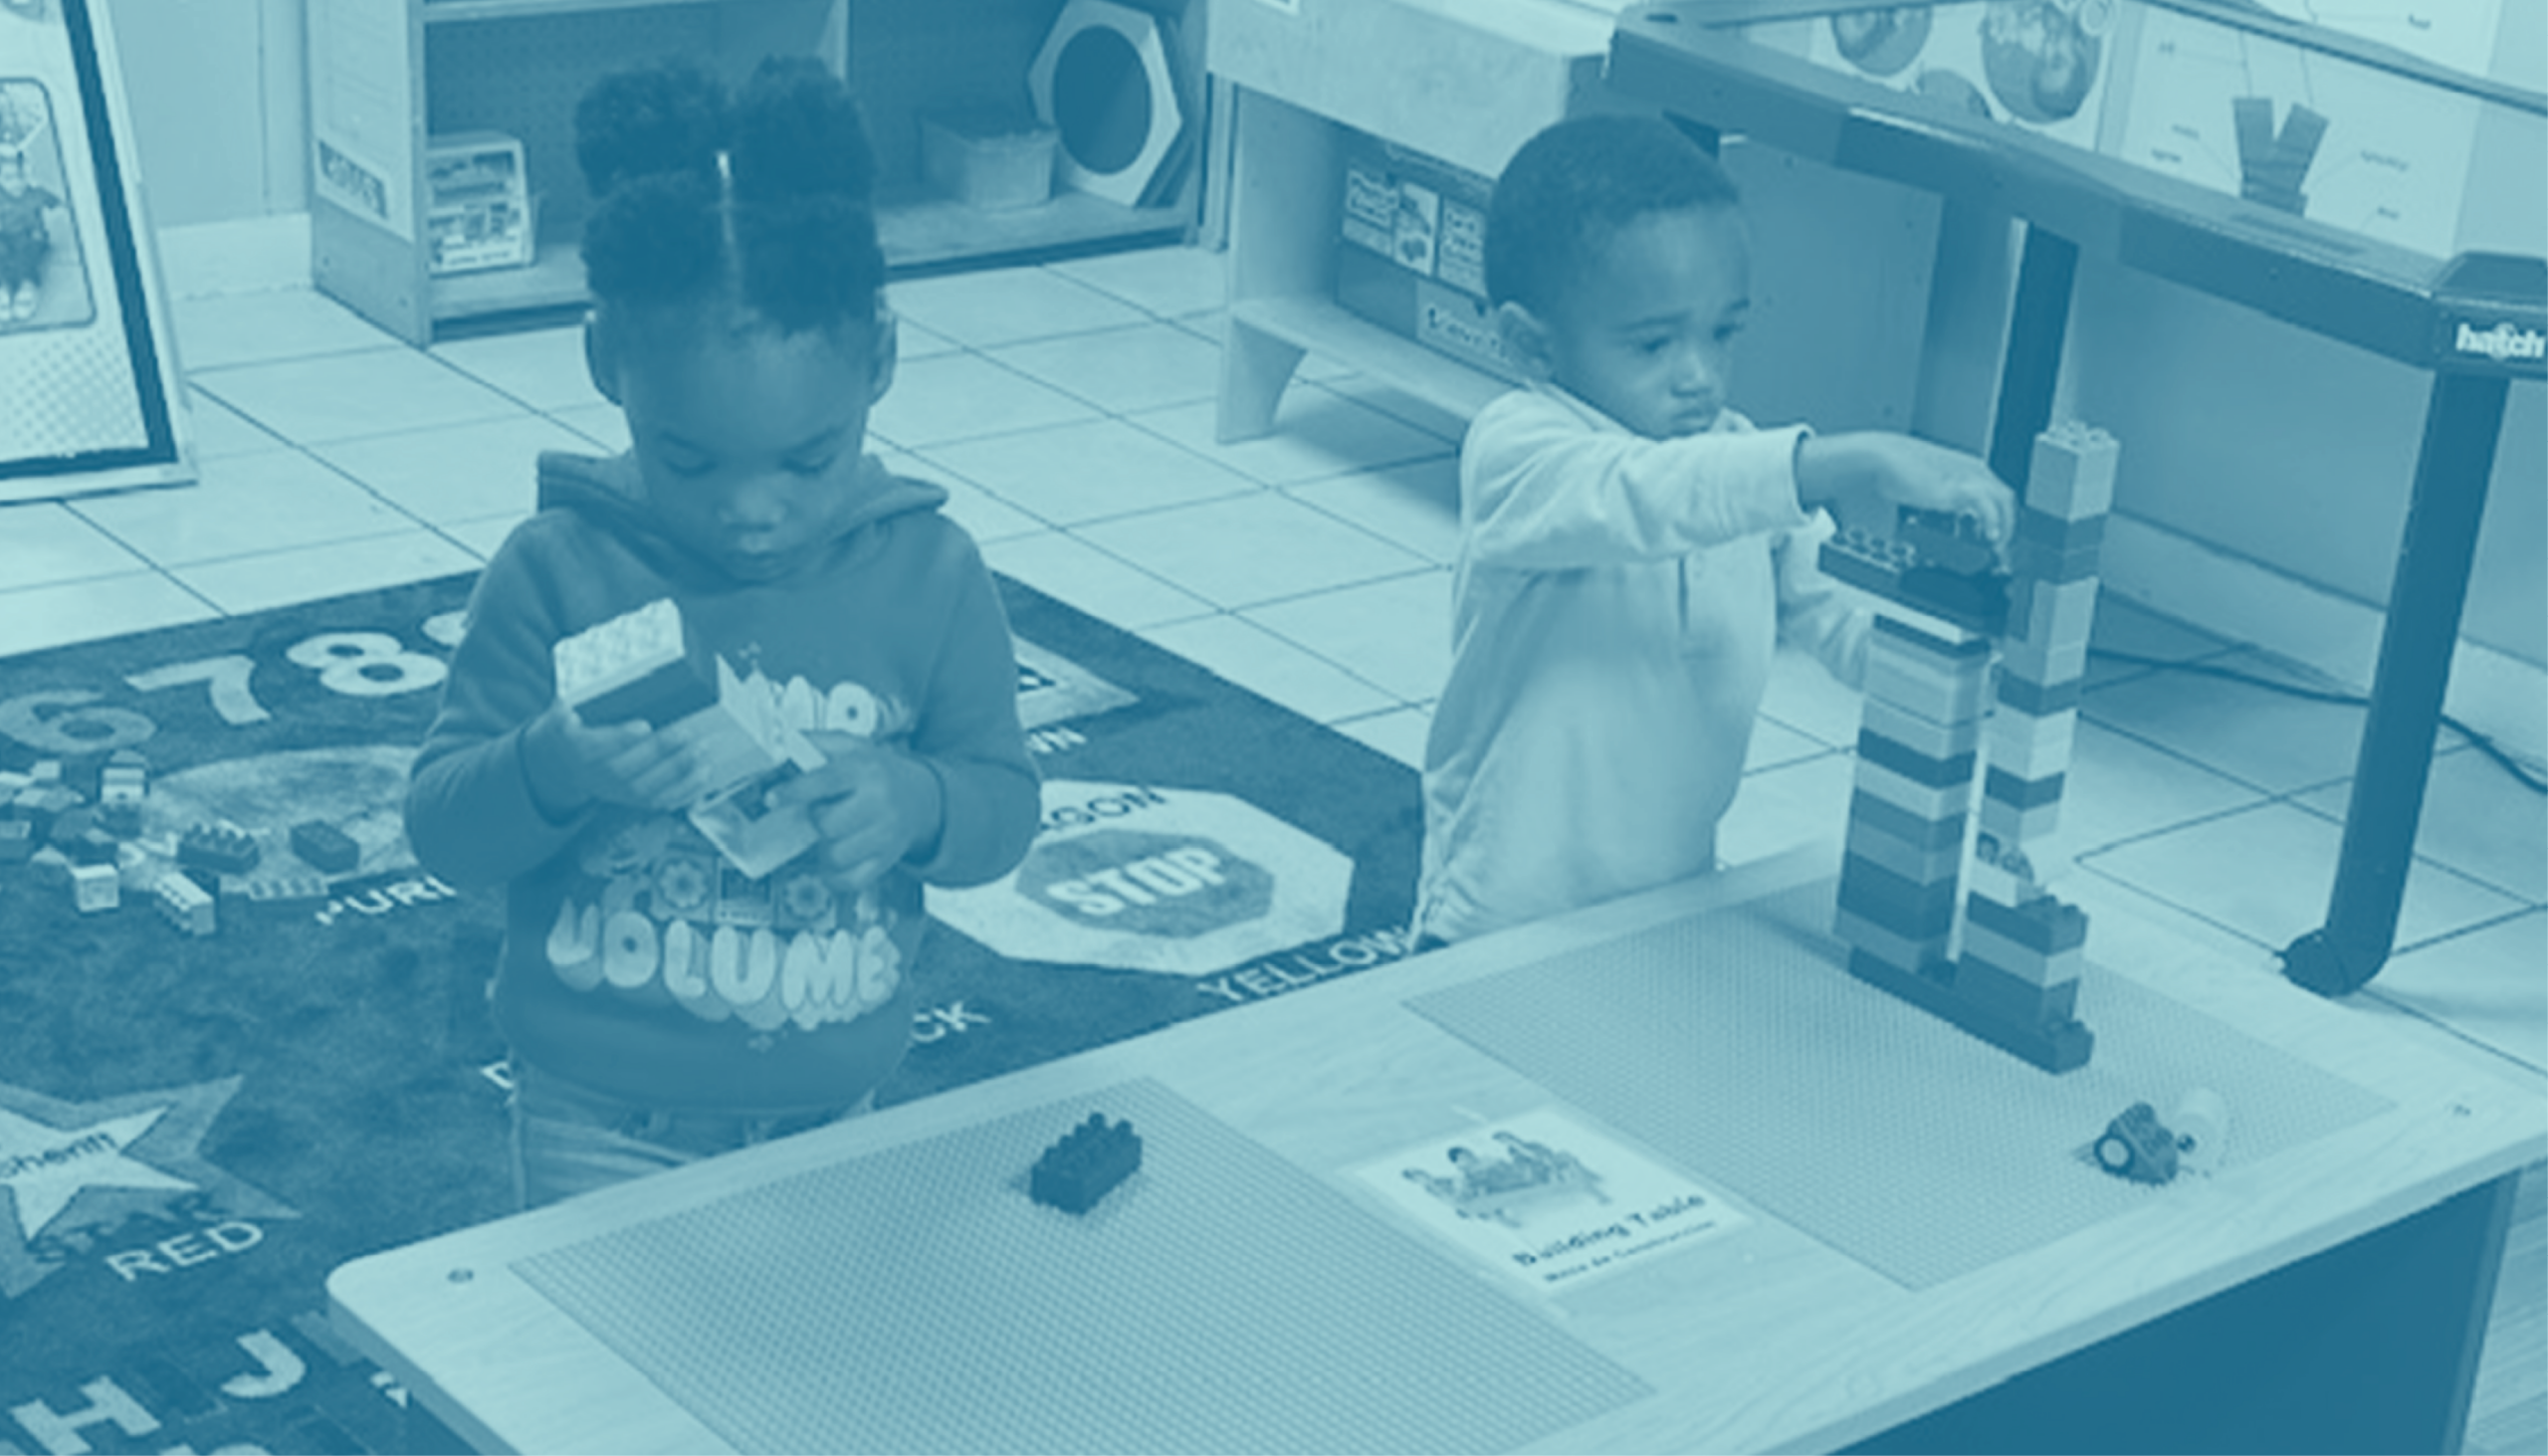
[763,731,946,895]
[1800,433,2018,553]
[521,702,739,820]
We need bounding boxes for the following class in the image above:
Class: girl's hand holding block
[522,700,748,821]
[765,729,947,895]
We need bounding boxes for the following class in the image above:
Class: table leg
[1986,226,2078,496]
[1846,1169,2520,1454]
[2281,370,2511,996]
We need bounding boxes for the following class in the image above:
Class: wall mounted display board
[0,0,194,505]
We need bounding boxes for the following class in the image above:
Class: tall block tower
[1823,423,2119,1073]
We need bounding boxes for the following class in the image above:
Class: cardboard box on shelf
[1335,126,1523,384]
[426,130,533,276]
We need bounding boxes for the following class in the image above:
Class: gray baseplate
[1409,880,2395,1290]
[514,1078,1653,1455]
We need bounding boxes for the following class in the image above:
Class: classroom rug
[0,569,1423,1455]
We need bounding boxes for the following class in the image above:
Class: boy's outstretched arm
[1462,397,1818,571]
[1794,433,2017,550]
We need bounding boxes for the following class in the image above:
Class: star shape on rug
[0,1077,297,1301]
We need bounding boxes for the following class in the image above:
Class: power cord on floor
[2088,649,2548,796]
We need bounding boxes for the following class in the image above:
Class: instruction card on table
[1351,1108,1746,1295]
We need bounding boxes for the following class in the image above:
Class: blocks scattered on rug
[155,869,218,936]
[99,747,147,806]
[10,783,83,840]
[291,819,360,876]
[72,862,119,914]
[178,823,262,878]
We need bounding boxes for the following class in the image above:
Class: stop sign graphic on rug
[928,780,1353,976]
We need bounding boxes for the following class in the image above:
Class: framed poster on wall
[0,0,193,504]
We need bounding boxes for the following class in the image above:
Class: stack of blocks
[1829,423,2117,1074]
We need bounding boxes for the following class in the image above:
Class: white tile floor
[4,243,2542,1084]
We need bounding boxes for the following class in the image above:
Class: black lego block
[2014,506,2106,557]
[1856,726,1979,789]
[1955,951,2080,1026]
[1983,765,2068,811]
[1029,1112,1143,1215]
[291,820,361,876]
[2008,534,2102,585]
[178,823,262,878]
[1847,948,2094,1074]
[1838,853,1960,939]
[1896,507,1999,574]
[1996,671,2084,718]
[1819,541,2010,638]
[1965,889,2089,955]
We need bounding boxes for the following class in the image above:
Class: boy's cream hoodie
[1415,383,1868,945]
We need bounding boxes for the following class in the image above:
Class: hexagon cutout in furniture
[1028,0,1184,208]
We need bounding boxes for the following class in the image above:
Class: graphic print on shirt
[543,664,913,1033]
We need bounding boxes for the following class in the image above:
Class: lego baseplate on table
[512,1078,1653,1455]
[1408,881,2394,1291]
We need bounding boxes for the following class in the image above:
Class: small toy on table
[2094,1102,2180,1185]
[1029,1112,1143,1214]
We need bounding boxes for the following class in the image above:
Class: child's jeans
[509,1060,873,1210]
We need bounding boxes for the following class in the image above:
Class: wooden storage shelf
[878,185,1189,275]
[1205,0,1606,443]
[428,237,587,322]
[1230,295,1509,421]
[315,0,1205,343]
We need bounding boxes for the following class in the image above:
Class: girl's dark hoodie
[406,449,1039,1113]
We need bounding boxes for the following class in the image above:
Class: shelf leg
[2282,369,2509,996]
[1216,314,1306,444]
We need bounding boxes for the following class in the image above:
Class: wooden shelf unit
[1204,0,1608,443]
[313,0,1204,342]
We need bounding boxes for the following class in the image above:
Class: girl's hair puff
[575,57,884,338]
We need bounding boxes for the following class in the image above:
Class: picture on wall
[0,80,95,332]
[0,0,193,504]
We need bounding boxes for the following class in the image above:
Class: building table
[329,845,2541,1453]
